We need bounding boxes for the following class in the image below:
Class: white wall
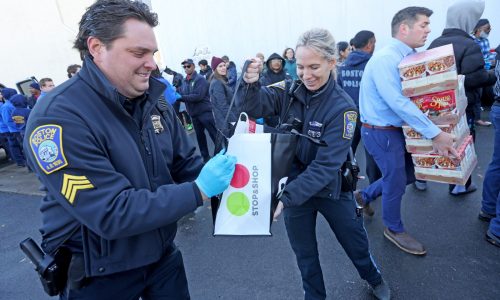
[153,0,500,74]
[0,0,93,89]
[1,0,498,90]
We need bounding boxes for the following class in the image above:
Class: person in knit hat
[27,82,41,109]
[209,56,238,137]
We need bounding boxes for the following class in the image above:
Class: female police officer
[239,28,390,300]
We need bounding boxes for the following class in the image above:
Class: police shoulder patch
[29,124,68,174]
[343,111,357,139]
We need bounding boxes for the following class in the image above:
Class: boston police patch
[343,111,357,139]
[30,124,68,174]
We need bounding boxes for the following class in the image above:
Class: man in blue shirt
[356,6,457,256]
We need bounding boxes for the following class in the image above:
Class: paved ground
[0,119,499,299]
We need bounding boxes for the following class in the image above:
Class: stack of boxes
[398,44,477,185]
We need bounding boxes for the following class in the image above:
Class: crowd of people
[0,0,499,299]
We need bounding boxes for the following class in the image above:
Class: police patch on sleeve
[30,124,68,174]
[343,111,357,139]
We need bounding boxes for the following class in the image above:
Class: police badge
[307,121,323,138]
[151,115,164,134]
[30,124,68,174]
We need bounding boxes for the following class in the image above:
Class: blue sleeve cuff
[191,182,203,207]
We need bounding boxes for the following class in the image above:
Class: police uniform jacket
[24,56,204,277]
[239,75,357,207]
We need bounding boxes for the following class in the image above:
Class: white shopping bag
[214,132,273,235]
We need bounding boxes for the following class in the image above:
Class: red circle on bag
[230,164,250,188]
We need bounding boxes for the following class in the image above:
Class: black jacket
[24,56,204,277]
[209,78,237,132]
[428,28,496,104]
[239,75,357,207]
[260,53,291,86]
[179,71,213,117]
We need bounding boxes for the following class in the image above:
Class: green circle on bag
[227,192,250,216]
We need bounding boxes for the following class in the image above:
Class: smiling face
[90,18,158,99]
[296,46,335,92]
[216,62,227,76]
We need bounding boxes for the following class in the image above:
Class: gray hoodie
[445,0,485,33]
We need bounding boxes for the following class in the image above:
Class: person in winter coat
[428,0,497,196]
[222,55,237,91]
[209,56,238,137]
[10,94,31,139]
[260,52,292,86]
[0,88,25,167]
[283,47,298,80]
[198,59,213,81]
[337,30,381,185]
[27,82,41,109]
[179,58,219,162]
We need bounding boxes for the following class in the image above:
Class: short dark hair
[73,0,158,60]
[199,59,208,66]
[67,64,82,78]
[337,41,349,53]
[352,30,375,49]
[391,6,433,37]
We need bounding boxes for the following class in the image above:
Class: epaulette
[266,80,287,90]
[156,94,169,113]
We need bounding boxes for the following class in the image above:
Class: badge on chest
[151,115,164,134]
[307,121,323,138]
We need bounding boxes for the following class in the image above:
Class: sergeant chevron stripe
[61,174,94,204]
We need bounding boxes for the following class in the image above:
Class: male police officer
[24,0,236,299]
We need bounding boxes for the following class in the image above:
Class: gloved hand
[175,92,182,100]
[195,150,237,198]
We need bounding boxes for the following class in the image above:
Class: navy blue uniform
[239,76,382,299]
[24,57,204,298]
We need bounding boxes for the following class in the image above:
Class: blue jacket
[179,71,213,117]
[24,56,204,277]
[226,61,237,91]
[1,100,18,133]
[337,50,372,107]
[157,77,180,105]
[10,94,30,133]
[0,88,18,132]
[284,58,298,80]
[238,75,357,207]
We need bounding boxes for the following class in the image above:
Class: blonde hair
[296,28,338,78]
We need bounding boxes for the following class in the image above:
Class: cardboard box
[404,115,469,153]
[399,44,458,97]
[412,135,477,185]
[409,76,466,125]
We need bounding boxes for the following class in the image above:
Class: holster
[341,160,360,192]
[67,253,87,290]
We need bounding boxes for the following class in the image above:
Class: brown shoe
[354,190,374,216]
[383,228,426,256]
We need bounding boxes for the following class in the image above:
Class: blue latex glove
[195,150,237,197]
[175,92,182,100]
